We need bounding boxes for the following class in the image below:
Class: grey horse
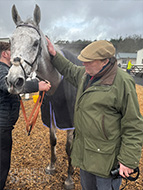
[6,4,82,190]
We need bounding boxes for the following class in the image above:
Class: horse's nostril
[15,78,24,88]
[14,57,21,62]
[5,76,8,84]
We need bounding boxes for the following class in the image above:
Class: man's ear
[1,51,7,58]
[103,59,109,66]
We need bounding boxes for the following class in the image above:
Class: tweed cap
[78,40,115,62]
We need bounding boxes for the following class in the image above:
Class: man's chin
[86,71,94,76]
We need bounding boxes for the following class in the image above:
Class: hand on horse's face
[46,37,56,56]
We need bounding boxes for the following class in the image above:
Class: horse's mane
[62,49,82,66]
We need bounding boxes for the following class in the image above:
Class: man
[0,41,51,190]
[126,60,134,74]
[46,38,143,190]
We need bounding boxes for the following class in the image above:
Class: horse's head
[6,4,42,94]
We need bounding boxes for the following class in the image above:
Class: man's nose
[83,62,87,66]
[83,62,90,66]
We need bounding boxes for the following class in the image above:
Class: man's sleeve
[117,80,143,168]
[0,65,9,92]
[52,52,84,88]
[23,78,39,93]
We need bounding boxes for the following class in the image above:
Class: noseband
[13,24,42,79]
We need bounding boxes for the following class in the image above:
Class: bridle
[14,24,48,135]
[12,24,42,79]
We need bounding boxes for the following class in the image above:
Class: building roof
[116,52,137,59]
[0,38,9,42]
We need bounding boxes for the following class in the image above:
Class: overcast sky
[0,0,143,42]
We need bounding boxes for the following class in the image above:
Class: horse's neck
[36,37,62,95]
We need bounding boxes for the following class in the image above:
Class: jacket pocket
[83,137,118,177]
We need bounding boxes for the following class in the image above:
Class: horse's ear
[12,5,22,26]
[33,4,41,26]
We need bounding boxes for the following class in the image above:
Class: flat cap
[78,40,115,62]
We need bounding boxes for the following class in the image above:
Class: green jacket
[52,52,143,178]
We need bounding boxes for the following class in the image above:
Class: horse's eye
[33,40,39,47]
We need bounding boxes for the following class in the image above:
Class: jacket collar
[0,61,10,68]
[83,60,118,86]
[99,61,117,85]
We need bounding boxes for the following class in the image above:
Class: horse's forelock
[24,18,38,28]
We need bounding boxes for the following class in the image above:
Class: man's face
[82,59,108,76]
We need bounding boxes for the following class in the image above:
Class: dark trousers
[80,169,122,190]
[126,69,131,74]
[0,128,13,190]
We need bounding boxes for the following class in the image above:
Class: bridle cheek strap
[15,24,42,78]
[19,62,28,79]
[24,42,42,67]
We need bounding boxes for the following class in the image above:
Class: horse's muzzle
[6,75,25,94]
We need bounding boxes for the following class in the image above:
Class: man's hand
[119,162,134,178]
[46,37,56,56]
[38,80,51,91]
